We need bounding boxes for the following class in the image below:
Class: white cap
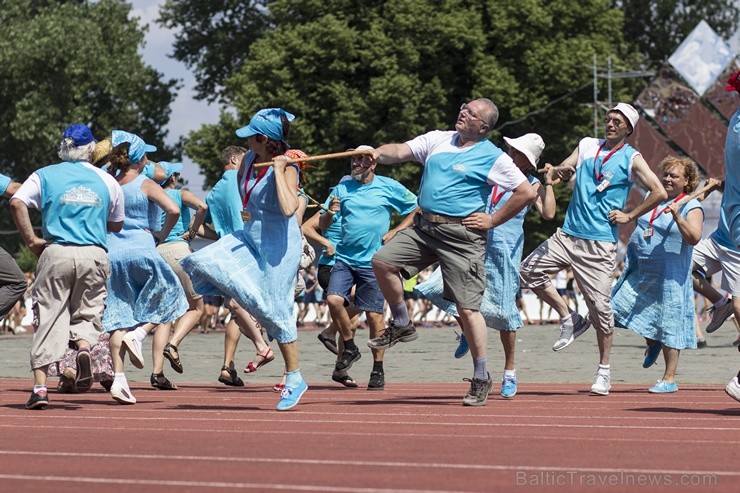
[348,145,374,152]
[503,133,545,169]
[609,103,639,133]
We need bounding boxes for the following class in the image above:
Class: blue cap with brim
[158,161,184,185]
[235,108,295,144]
[63,124,96,146]
[111,130,157,163]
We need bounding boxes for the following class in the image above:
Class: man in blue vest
[11,124,125,409]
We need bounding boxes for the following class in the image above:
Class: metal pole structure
[608,56,613,108]
[593,53,598,137]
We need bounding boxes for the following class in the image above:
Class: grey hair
[473,98,499,129]
[58,138,95,162]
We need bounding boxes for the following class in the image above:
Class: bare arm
[107,220,124,233]
[197,223,220,241]
[10,198,47,256]
[666,204,704,246]
[608,155,667,224]
[318,197,340,231]
[272,156,299,217]
[141,179,180,242]
[302,210,335,255]
[3,182,20,199]
[548,147,580,183]
[383,206,420,243]
[373,143,415,165]
[180,189,208,241]
[462,180,537,230]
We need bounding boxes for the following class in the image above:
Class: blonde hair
[659,156,700,194]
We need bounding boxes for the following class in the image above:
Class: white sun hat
[610,103,639,133]
[503,133,545,169]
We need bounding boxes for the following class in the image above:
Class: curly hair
[108,142,132,177]
[659,156,700,194]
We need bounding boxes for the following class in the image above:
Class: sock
[114,372,130,391]
[33,385,47,394]
[373,361,384,373]
[504,369,516,380]
[473,357,488,380]
[562,312,574,322]
[390,302,410,326]
[598,364,610,375]
[133,326,148,343]
[285,369,303,388]
[344,338,357,351]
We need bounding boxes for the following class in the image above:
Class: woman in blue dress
[104,130,189,404]
[415,133,555,398]
[611,156,703,393]
[181,108,307,410]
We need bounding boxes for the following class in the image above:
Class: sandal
[272,382,285,392]
[163,343,184,374]
[244,347,274,373]
[150,372,178,390]
[317,332,338,355]
[332,370,358,388]
[218,366,245,387]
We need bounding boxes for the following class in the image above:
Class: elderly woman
[611,156,704,393]
[181,108,306,411]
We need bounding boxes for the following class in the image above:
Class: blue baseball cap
[235,108,295,144]
[63,124,96,146]
[111,130,157,163]
[158,161,184,185]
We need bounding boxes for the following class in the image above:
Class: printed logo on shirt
[452,164,467,173]
[60,186,102,207]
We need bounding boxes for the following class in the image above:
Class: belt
[420,211,464,224]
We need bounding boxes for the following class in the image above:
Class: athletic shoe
[122,331,145,369]
[335,346,361,372]
[642,342,663,368]
[25,389,48,410]
[367,370,385,390]
[462,374,493,406]
[590,372,611,395]
[552,313,590,351]
[648,379,678,393]
[500,375,517,398]
[110,381,136,405]
[454,332,469,359]
[74,348,93,393]
[276,378,308,411]
[725,376,740,402]
[706,300,733,333]
[367,321,418,349]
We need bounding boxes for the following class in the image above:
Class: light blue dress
[181,156,302,343]
[612,198,703,349]
[103,174,188,332]
[415,175,539,330]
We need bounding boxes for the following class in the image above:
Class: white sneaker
[552,313,590,351]
[726,376,740,402]
[122,331,145,369]
[706,300,733,333]
[110,381,136,405]
[591,372,611,395]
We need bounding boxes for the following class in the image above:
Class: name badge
[595,171,614,193]
[241,210,252,222]
[643,227,654,238]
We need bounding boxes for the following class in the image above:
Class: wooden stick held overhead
[663,179,723,213]
[254,149,373,169]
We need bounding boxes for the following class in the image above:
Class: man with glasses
[320,146,418,390]
[366,98,536,406]
[519,103,666,395]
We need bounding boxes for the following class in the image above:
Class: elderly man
[11,124,125,409]
[519,103,666,396]
[0,176,28,322]
[368,98,536,406]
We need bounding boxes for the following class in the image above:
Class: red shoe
[244,347,275,373]
[273,382,285,392]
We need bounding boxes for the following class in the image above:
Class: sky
[129,0,220,198]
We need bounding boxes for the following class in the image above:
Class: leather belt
[420,211,464,224]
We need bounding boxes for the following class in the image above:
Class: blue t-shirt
[0,173,11,196]
[205,169,243,238]
[36,161,111,248]
[723,106,740,249]
[562,137,638,242]
[318,212,342,267]
[406,130,525,216]
[161,189,191,243]
[326,175,417,269]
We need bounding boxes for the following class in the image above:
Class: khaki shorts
[692,236,740,296]
[157,241,202,301]
[520,228,617,334]
[373,215,487,310]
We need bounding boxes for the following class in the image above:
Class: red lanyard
[593,142,624,181]
[648,193,686,225]
[242,160,269,209]
[490,185,505,207]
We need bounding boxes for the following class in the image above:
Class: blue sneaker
[648,380,678,393]
[454,332,469,359]
[276,379,308,411]
[500,376,517,398]
[642,342,662,368]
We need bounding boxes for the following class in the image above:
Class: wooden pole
[664,180,722,213]
[253,149,373,169]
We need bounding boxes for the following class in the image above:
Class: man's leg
[0,248,26,319]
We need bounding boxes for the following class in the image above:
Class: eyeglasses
[460,103,487,126]
[351,157,373,168]
[604,116,627,128]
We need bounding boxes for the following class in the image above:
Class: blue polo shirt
[205,170,243,237]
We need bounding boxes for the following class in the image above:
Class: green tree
[0,0,179,252]
[166,0,639,252]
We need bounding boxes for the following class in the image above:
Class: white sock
[33,385,47,394]
[504,370,516,379]
[598,364,610,375]
[113,372,130,391]
[561,312,573,322]
[133,327,148,343]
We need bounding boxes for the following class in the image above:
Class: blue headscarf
[111,130,157,163]
[235,108,295,145]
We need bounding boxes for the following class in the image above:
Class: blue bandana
[111,130,157,163]
[235,108,295,144]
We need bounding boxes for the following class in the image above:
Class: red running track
[0,378,738,492]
